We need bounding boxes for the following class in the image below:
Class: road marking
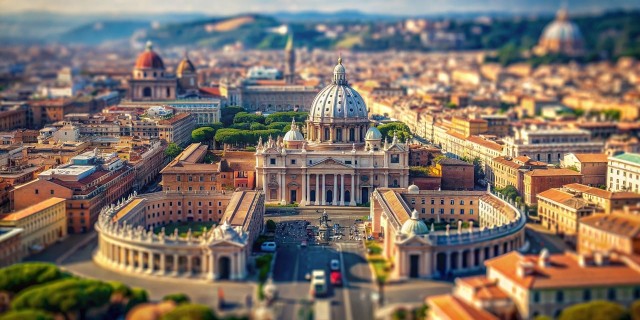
[337,243,353,320]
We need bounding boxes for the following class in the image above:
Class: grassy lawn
[365,241,391,280]
[154,221,217,238]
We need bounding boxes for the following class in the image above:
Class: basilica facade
[255,58,410,206]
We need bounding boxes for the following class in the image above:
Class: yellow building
[537,188,597,244]
[488,156,547,194]
[452,116,488,137]
[579,214,640,256]
[0,197,66,257]
[563,183,640,214]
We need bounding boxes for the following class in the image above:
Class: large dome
[536,8,584,56]
[400,209,429,236]
[541,20,582,43]
[308,57,368,124]
[135,41,165,70]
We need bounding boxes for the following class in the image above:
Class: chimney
[538,248,550,268]
[577,254,587,267]
[517,260,535,278]
[594,251,610,266]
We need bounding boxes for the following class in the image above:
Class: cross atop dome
[145,41,153,51]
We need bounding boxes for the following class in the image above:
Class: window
[460,209,464,215]
[35,189,39,194]
[450,209,454,214]
[460,200,464,205]
[470,209,474,215]
[450,199,455,205]
[470,200,473,205]
[533,292,540,303]
[50,190,54,195]
[270,158,276,165]
[421,198,425,204]
[189,176,193,182]
[431,199,435,205]
[583,289,591,301]
[177,176,181,182]
[439,208,444,214]
[440,199,444,205]
[607,289,616,300]
[390,154,400,164]
[421,208,425,214]
[291,159,296,164]
[556,291,564,303]
[431,208,435,214]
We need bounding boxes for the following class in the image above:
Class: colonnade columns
[315,174,320,205]
[300,173,307,205]
[128,249,134,271]
[186,256,193,276]
[333,175,338,205]
[321,174,326,205]
[137,251,144,272]
[146,252,154,273]
[349,174,356,206]
[424,253,432,276]
[208,253,215,280]
[458,251,463,271]
[280,173,286,205]
[172,254,179,275]
[340,174,345,206]
[445,252,451,274]
[160,254,166,275]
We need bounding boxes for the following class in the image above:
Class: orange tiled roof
[456,276,510,301]
[427,294,499,320]
[1,197,65,221]
[466,135,503,152]
[525,168,582,177]
[485,251,640,290]
[537,188,576,204]
[563,183,640,200]
[572,153,608,163]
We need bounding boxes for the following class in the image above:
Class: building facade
[562,153,608,187]
[607,152,640,193]
[579,214,640,256]
[537,188,597,244]
[0,227,22,268]
[523,168,582,205]
[0,197,66,258]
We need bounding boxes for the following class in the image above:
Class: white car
[261,242,276,252]
[310,270,328,297]
[330,259,340,271]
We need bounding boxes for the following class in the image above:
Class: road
[524,223,572,254]
[270,218,374,320]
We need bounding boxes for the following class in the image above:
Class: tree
[497,185,519,201]
[630,300,640,320]
[192,127,215,143]
[220,106,244,127]
[0,262,68,295]
[11,278,113,320]
[165,143,184,159]
[445,102,458,109]
[558,300,629,320]
[0,310,54,320]
[163,293,191,305]
[125,287,149,313]
[250,122,267,131]
[160,304,216,320]
[233,112,265,124]
[377,122,412,142]
[265,220,276,232]
[264,111,308,124]
[472,157,485,184]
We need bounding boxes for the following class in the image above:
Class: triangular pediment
[208,239,245,248]
[309,157,353,169]
[386,144,406,152]
[396,234,431,246]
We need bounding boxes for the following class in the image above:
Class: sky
[1,0,639,16]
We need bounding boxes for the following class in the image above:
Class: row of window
[417,208,475,215]
[532,287,640,304]
[410,198,475,205]
[147,201,223,209]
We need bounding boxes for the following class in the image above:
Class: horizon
[2,0,640,16]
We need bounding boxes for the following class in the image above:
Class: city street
[270,218,374,320]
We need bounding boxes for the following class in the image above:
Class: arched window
[166,87,171,97]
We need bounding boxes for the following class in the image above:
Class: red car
[330,271,342,286]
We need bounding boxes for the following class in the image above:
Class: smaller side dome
[283,118,304,141]
[407,184,419,194]
[365,126,382,140]
[400,209,429,235]
[134,41,165,70]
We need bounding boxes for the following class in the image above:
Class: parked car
[330,271,342,286]
[261,242,277,252]
[330,259,340,271]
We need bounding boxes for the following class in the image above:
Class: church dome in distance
[365,126,382,140]
[308,56,368,124]
[135,41,165,70]
[407,184,419,194]
[400,209,429,236]
[176,55,196,76]
[540,9,582,43]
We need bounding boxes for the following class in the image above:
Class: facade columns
[333,174,338,205]
[137,251,144,272]
[425,252,432,277]
[306,174,311,205]
[321,174,326,205]
[301,173,307,205]
[315,174,320,205]
[350,174,356,206]
[128,249,134,270]
[340,174,345,206]
[262,172,267,194]
[458,251,463,271]
[147,252,154,273]
[280,172,286,205]
[445,251,451,274]
[208,253,215,280]
[187,256,193,275]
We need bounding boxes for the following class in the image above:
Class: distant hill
[143,14,282,48]
[58,21,151,45]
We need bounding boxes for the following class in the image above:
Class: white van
[310,270,328,297]
[261,241,276,252]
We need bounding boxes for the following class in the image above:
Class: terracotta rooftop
[563,183,640,200]
[427,294,499,320]
[465,135,503,152]
[1,197,65,221]
[158,112,191,125]
[580,214,640,240]
[485,251,640,290]
[456,276,510,301]
[572,153,608,163]
[525,168,582,177]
